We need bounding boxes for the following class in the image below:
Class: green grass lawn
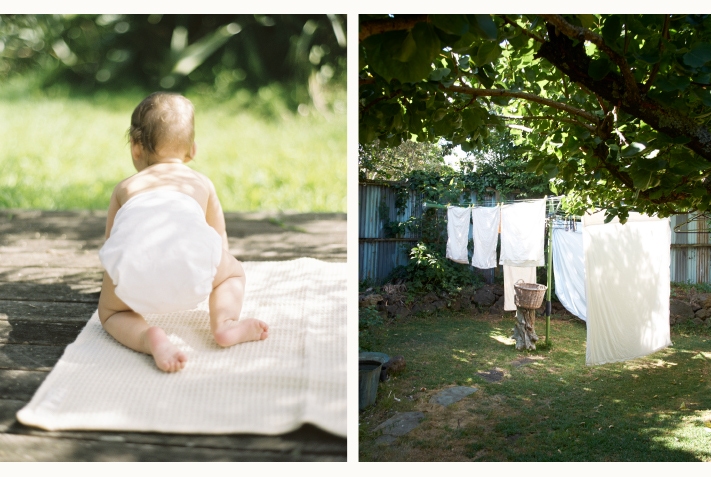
[0,89,346,212]
[359,309,711,461]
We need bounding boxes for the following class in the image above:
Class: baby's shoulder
[191,169,217,192]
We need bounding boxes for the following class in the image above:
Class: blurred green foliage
[0,14,346,112]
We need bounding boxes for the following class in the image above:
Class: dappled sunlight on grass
[360,308,711,462]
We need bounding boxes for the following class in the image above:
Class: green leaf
[364,23,442,83]
[577,14,596,30]
[601,15,622,45]
[472,14,498,41]
[431,15,470,36]
[432,108,447,122]
[397,31,418,62]
[588,57,612,80]
[475,42,502,66]
[655,75,691,92]
[629,168,655,190]
[428,68,451,81]
[669,151,711,175]
[683,43,711,68]
[621,142,647,157]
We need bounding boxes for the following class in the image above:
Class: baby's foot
[213,318,269,347]
[145,326,187,372]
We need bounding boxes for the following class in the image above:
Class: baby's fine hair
[129,92,195,157]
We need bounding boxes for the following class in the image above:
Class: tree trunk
[512,307,538,351]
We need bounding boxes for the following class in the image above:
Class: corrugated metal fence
[670,213,711,283]
[359,181,711,284]
[359,181,422,283]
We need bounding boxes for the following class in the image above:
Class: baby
[98,92,269,373]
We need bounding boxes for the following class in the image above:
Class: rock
[699,293,711,309]
[422,292,438,304]
[449,299,461,312]
[670,299,695,323]
[490,296,505,312]
[491,284,504,297]
[693,318,705,326]
[429,386,478,406]
[472,288,496,307]
[691,301,703,312]
[360,294,383,308]
[381,355,405,381]
[705,319,711,329]
[374,411,425,437]
[696,309,709,320]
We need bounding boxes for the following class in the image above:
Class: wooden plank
[0,370,48,401]
[0,252,101,268]
[0,433,344,461]
[0,320,85,346]
[0,301,97,323]
[0,399,25,433]
[0,344,66,371]
[0,267,102,284]
[0,282,100,303]
[0,401,345,457]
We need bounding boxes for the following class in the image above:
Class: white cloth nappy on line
[99,189,223,315]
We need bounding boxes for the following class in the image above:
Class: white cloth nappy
[99,190,223,315]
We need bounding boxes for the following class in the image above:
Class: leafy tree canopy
[359,139,452,181]
[1,14,346,109]
[359,14,711,221]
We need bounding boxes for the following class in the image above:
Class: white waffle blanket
[16,258,346,437]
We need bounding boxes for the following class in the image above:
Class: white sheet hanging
[552,225,587,321]
[503,265,537,311]
[583,211,671,366]
[500,199,546,267]
[446,206,471,264]
[471,206,500,269]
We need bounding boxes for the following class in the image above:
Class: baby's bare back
[116,163,211,213]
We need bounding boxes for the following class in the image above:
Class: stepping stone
[477,368,505,382]
[374,411,425,437]
[429,386,478,406]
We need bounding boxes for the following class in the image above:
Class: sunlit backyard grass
[0,89,346,212]
[359,308,711,461]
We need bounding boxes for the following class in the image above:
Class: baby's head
[129,92,195,164]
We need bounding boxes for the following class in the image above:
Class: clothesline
[423,195,564,213]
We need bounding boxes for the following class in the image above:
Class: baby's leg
[98,273,187,372]
[209,249,268,347]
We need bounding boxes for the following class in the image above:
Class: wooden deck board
[0,209,347,461]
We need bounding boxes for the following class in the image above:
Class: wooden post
[513,306,538,350]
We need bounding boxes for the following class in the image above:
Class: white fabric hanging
[503,265,537,311]
[500,199,546,267]
[583,211,671,366]
[471,206,500,269]
[552,224,587,321]
[446,206,471,264]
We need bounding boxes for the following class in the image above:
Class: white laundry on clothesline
[471,206,500,269]
[446,206,471,264]
[500,199,546,267]
[552,224,587,321]
[582,211,671,366]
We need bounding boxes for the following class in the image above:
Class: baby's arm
[204,178,229,250]
[104,186,122,239]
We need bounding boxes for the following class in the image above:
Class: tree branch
[359,15,429,41]
[496,114,596,132]
[443,84,600,124]
[497,15,545,44]
[541,14,641,102]
[642,14,670,94]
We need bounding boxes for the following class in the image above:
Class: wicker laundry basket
[513,279,547,309]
